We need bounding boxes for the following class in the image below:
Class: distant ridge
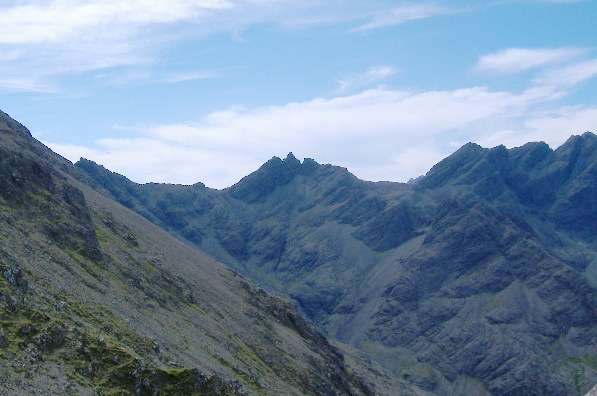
[77,131,597,395]
[0,110,377,395]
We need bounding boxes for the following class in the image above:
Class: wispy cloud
[157,70,221,84]
[0,0,235,91]
[352,4,448,32]
[476,106,597,149]
[0,0,448,92]
[12,2,597,187]
[97,68,221,86]
[0,77,59,93]
[44,82,574,189]
[534,58,597,86]
[0,0,233,45]
[475,47,586,73]
[335,66,399,94]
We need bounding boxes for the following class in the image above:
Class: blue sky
[1,0,596,188]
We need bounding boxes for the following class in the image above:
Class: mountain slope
[0,110,376,395]
[417,133,597,272]
[77,135,597,395]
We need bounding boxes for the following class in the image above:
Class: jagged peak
[458,141,485,152]
[228,153,322,203]
[418,132,597,192]
[284,152,300,165]
[262,155,283,167]
[514,140,551,151]
[261,152,313,170]
[417,142,488,188]
[508,141,553,171]
[489,144,507,152]
[555,131,597,158]
[558,131,596,148]
[257,153,320,173]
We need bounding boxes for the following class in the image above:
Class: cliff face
[76,129,597,395]
[0,110,375,395]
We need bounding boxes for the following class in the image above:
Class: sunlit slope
[79,135,597,395]
[0,110,374,396]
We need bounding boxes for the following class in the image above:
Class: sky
[1,0,596,189]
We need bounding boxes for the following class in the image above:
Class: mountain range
[2,108,597,395]
[0,110,377,395]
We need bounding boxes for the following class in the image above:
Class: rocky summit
[2,107,597,395]
[0,110,375,395]
[78,128,597,395]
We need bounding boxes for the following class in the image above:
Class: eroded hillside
[0,110,377,395]
[78,136,597,395]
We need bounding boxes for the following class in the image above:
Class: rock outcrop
[0,110,375,395]
[77,130,597,395]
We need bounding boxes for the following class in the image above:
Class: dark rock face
[0,110,377,396]
[419,133,597,239]
[228,153,317,203]
[354,202,424,251]
[0,144,102,261]
[372,199,597,394]
[77,135,597,395]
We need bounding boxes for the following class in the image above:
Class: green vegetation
[74,132,597,395]
[1,274,241,395]
[566,356,597,370]
[0,111,374,396]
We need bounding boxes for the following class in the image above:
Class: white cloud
[43,83,585,189]
[0,77,59,93]
[335,66,399,94]
[10,2,597,186]
[521,107,597,144]
[45,138,262,186]
[0,0,450,92]
[0,0,233,45]
[534,58,597,87]
[143,86,549,148]
[352,4,448,32]
[476,47,586,73]
[157,70,221,84]
[0,0,236,91]
[96,68,220,85]
[475,106,597,149]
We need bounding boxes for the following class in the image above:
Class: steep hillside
[0,110,377,395]
[416,134,597,273]
[78,136,597,395]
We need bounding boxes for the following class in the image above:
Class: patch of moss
[565,355,597,370]
[132,367,243,396]
[1,282,244,395]
[68,342,243,396]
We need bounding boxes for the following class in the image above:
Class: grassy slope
[0,110,373,395]
[75,141,597,395]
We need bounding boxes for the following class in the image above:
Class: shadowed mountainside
[0,110,379,395]
[77,133,597,395]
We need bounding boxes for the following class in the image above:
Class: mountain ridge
[5,105,597,394]
[0,110,378,395]
[76,130,597,395]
